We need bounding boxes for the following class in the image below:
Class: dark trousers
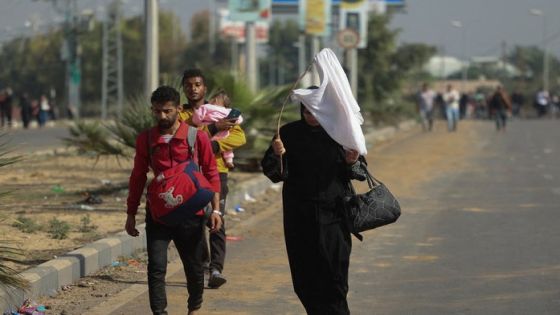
[495,109,507,130]
[284,202,352,315]
[0,104,12,127]
[205,172,228,272]
[145,213,206,314]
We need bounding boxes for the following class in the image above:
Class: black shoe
[208,270,227,288]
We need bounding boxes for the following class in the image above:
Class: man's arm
[195,130,223,232]
[125,132,150,236]
[210,124,246,154]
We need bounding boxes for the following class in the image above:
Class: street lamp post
[530,9,549,92]
[451,20,467,88]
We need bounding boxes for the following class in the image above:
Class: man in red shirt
[125,86,222,315]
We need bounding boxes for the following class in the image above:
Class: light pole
[451,20,467,87]
[530,9,549,92]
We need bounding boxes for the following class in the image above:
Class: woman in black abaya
[261,99,366,315]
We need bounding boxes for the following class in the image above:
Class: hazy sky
[1,0,559,59]
[391,0,560,59]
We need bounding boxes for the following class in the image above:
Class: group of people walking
[0,87,55,129]
[125,66,366,314]
[417,83,514,132]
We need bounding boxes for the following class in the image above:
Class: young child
[192,90,243,169]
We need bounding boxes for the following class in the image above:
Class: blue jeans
[446,107,459,131]
[145,213,206,314]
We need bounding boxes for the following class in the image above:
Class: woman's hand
[272,137,286,156]
[344,149,359,164]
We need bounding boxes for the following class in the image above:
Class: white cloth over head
[291,48,367,155]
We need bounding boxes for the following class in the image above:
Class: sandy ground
[0,151,255,274]
[4,120,485,314]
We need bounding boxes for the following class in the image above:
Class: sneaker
[208,270,227,288]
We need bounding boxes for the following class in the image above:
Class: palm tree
[0,132,29,292]
[63,72,294,170]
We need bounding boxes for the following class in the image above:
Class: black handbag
[343,163,401,241]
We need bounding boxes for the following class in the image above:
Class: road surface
[88,119,560,315]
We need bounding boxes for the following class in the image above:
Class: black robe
[261,119,361,315]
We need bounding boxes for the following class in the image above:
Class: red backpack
[146,126,214,226]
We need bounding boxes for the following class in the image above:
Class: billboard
[229,0,271,22]
[219,9,269,43]
[299,0,332,36]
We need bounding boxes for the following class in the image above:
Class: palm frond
[63,120,128,158]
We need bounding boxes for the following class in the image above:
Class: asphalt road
[102,119,560,315]
[1,124,70,154]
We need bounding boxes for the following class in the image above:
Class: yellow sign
[340,0,366,10]
[305,0,327,35]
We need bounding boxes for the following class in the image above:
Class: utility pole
[145,0,159,98]
[530,9,548,91]
[63,0,81,119]
[245,21,257,92]
[101,0,124,119]
[41,0,93,119]
[209,0,216,55]
[311,36,321,85]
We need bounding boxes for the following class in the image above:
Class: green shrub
[48,217,71,240]
[78,215,98,233]
[11,215,40,233]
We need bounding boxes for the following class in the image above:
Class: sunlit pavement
[99,119,560,315]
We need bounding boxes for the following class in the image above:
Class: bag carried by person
[343,161,401,241]
[146,126,214,226]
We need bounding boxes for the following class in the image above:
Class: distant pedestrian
[535,88,549,118]
[19,93,32,129]
[0,88,14,128]
[38,95,50,127]
[443,84,460,131]
[551,95,560,118]
[125,86,222,315]
[416,83,435,131]
[511,90,525,118]
[488,85,512,131]
[459,92,469,119]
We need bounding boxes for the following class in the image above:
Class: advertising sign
[229,0,271,22]
[219,9,269,43]
[298,0,332,36]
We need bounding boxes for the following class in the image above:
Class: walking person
[38,95,50,127]
[125,86,222,315]
[416,83,435,131]
[0,88,13,128]
[488,85,512,132]
[179,69,246,288]
[261,84,367,314]
[443,84,460,131]
[19,93,32,129]
[535,88,549,118]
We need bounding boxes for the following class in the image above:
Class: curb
[0,120,418,311]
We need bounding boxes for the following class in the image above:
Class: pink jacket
[192,104,244,140]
